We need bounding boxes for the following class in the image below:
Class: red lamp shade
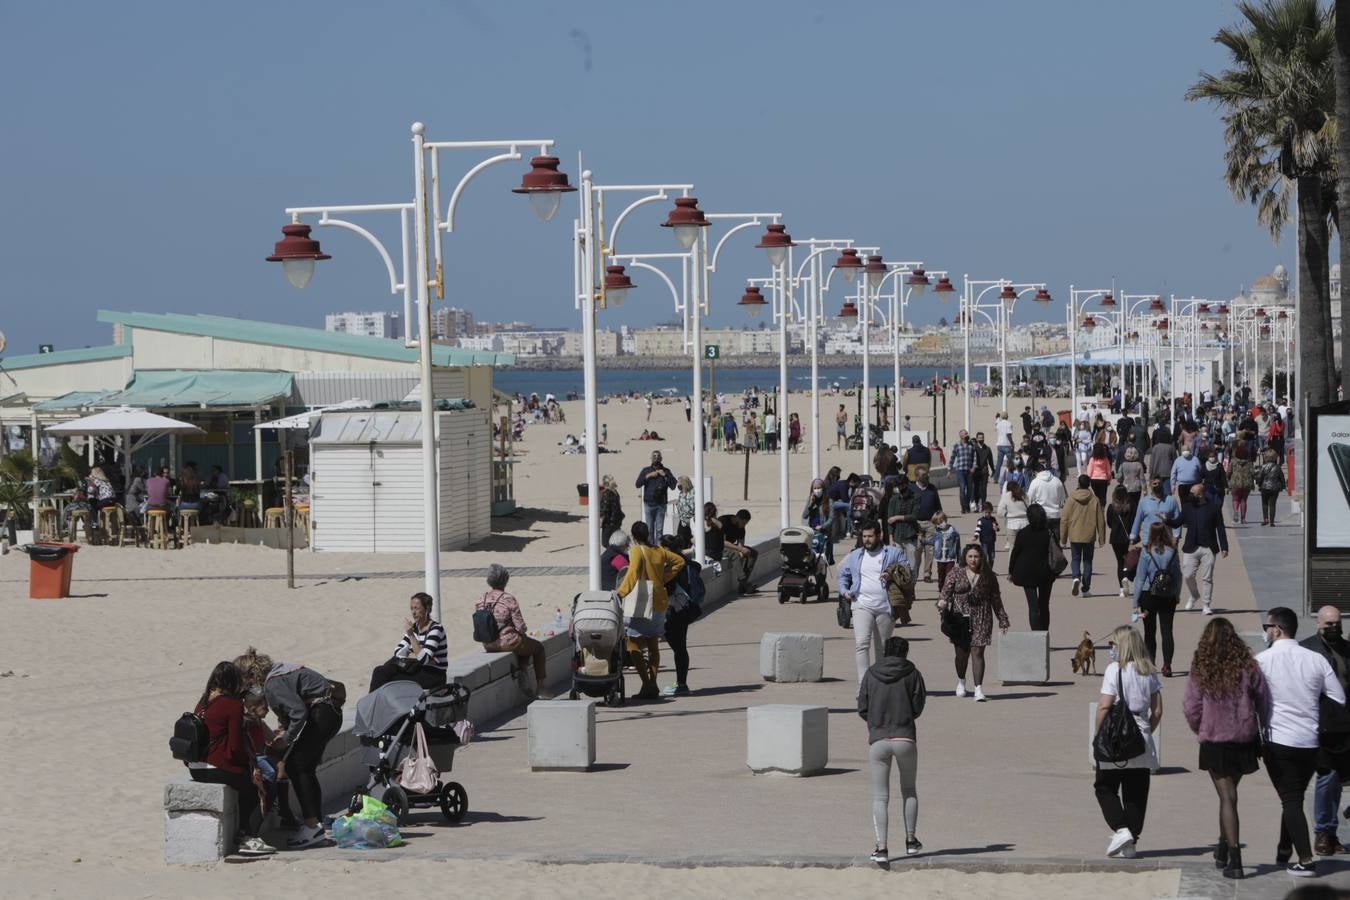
[1216,303,1231,316]
[932,276,955,301]
[511,156,576,222]
[1081,315,1097,332]
[602,265,635,307]
[1155,317,1170,331]
[738,285,768,317]
[1148,297,1166,313]
[998,284,1017,303]
[837,299,859,318]
[1277,310,1289,320]
[833,248,864,283]
[266,223,331,289]
[1197,302,1212,317]
[864,255,887,289]
[1033,287,1053,304]
[1254,307,1267,319]
[1100,292,1116,308]
[756,223,794,267]
[661,197,710,248]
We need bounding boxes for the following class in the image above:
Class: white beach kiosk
[307,404,491,553]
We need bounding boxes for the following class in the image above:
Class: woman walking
[1255,448,1286,526]
[1086,443,1113,505]
[996,481,1028,551]
[937,544,1010,702]
[1182,617,1270,879]
[1106,486,1134,597]
[1009,503,1056,632]
[1227,439,1254,525]
[1118,445,1145,516]
[858,635,927,865]
[599,474,624,547]
[1093,625,1163,859]
[1133,522,1184,676]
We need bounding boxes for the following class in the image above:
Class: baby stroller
[777,527,830,604]
[849,478,884,537]
[568,590,626,707]
[351,681,471,823]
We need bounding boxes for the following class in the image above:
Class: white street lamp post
[961,278,1048,430]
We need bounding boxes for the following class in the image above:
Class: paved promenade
[299,482,1344,898]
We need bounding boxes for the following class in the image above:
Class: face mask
[1263,629,1273,647]
[1182,450,1192,458]
[1205,461,1218,471]
[812,489,823,498]
[1108,647,1119,663]
[1323,623,1344,641]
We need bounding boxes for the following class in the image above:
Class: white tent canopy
[46,406,203,481]
[254,399,368,431]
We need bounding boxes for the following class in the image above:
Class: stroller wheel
[605,689,624,707]
[818,582,829,604]
[439,781,468,823]
[372,783,408,823]
[568,687,579,701]
[778,587,789,604]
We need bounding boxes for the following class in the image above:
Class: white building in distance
[325,310,401,340]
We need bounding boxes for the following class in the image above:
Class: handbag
[622,549,655,620]
[1047,538,1068,578]
[938,604,971,644]
[1146,551,1175,598]
[836,595,853,629]
[1093,666,1147,766]
[398,721,439,794]
[393,656,424,675]
[1123,546,1141,578]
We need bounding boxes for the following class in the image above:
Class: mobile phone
[1329,443,1350,505]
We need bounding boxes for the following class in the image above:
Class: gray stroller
[351,681,471,823]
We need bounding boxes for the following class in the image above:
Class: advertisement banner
[1315,413,1350,550]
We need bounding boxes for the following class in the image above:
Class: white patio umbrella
[46,406,203,483]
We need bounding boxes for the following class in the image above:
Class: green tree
[1186,0,1339,406]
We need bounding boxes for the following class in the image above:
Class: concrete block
[528,699,596,771]
[444,653,496,690]
[747,704,828,776]
[484,651,520,681]
[759,632,825,683]
[163,781,237,864]
[998,631,1049,684]
[164,780,234,814]
[1087,702,1161,771]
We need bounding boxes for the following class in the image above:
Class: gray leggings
[869,739,918,847]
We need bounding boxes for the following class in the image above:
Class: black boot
[1213,838,1228,870]
[1222,848,1243,879]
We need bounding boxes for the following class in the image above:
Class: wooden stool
[67,508,91,543]
[239,500,258,528]
[293,505,310,533]
[146,509,170,550]
[99,506,125,546]
[178,508,199,547]
[37,507,59,541]
[263,507,285,528]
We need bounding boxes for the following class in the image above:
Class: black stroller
[351,681,471,823]
[848,478,885,537]
[777,527,830,604]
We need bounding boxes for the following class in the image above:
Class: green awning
[34,390,115,412]
[97,370,295,408]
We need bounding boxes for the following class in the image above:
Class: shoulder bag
[1047,536,1068,578]
[622,548,655,620]
[836,594,853,630]
[398,721,439,794]
[1093,665,1147,766]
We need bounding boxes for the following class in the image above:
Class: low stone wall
[164,532,781,863]
[192,524,308,550]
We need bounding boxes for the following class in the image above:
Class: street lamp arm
[793,241,852,282]
[311,214,406,295]
[440,148,526,234]
[706,215,780,272]
[605,192,673,255]
[624,259,685,316]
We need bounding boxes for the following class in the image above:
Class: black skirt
[1198,740,1260,777]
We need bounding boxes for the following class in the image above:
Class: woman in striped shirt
[368,592,449,691]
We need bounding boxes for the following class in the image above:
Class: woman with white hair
[600,531,631,591]
[475,564,548,697]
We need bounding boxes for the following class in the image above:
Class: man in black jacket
[635,450,677,543]
[1301,606,1350,857]
[858,635,927,864]
[1178,484,1228,614]
[911,467,943,583]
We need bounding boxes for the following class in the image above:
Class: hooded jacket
[1059,488,1106,545]
[857,655,927,743]
[1026,470,1067,519]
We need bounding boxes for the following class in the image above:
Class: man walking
[836,404,849,450]
[972,431,994,509]
[1256,606,1346,877]
[1178,484,1228,614]
[1027,464,1067,539]
[634,450,677,543]
[1059,474,1105,597]
[838,523,912,682]
[885,475,920,565]
[911,466,943,584]
[949,430,976,513]
[1130,475,1182,544]
[1300,606,1350,858]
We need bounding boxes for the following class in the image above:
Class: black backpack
[471,593,502,644]
[1093,667,1147,766]
[169,712,208,764]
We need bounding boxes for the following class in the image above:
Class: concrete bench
[164,780,239,864]
[759,632,824,683]
[528,699,597,771]
[998,631,1049,684]
[1086,702,1162,772]
[747,704,828,776]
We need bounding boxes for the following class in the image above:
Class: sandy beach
[0,386,1196,896]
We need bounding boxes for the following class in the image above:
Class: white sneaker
[1184,598,1196,611]
[1071,578,1080,596]
[1106,827,1134,857]
[237,836,277,856]
[1119,840,1137,859]
[1118,587,1126,598]
[1202,604,1214,615]
[286,825,327,849]
[973,686,987,702]
[1082,586,1091,597]
[955,680,967,698]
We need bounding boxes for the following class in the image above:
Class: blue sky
[0,0,1291,355]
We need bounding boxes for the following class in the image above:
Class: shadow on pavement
[912,843,1015,858]
[1133,844,1213,859]
[493,507,584,528]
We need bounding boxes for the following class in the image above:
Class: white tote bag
[398,721,439,794]
[621,548,655,621]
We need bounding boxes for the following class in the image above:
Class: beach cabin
[308,407,491,553]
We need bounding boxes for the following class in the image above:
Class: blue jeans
[644,503,666,543]
[1314,767,1344,836]
[826,500,850,536]
[994,446,1012,481]
[954,470,973,511]
[1070,542,1094,590]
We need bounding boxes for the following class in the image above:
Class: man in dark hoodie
[858,635,928,865]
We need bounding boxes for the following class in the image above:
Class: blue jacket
[635,464,677,506]
[1133,545,1182,604]
[837,544,912,598]
[924,525,961,563]
[1169,454,1203,488]
[1130,494,1181,542]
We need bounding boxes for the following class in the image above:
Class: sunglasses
[1261,623,1278,631]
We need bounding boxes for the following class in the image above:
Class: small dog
[1071,631,1097,676]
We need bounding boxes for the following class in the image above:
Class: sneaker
[973,686,987,702]
[870,846,889,865]
[1202,605,1214,616]
[286,824,326,849]
[660,683,690,697]
[237,837,277,856]
[1120,576,1129,591]
[1082,586,1091,598]
[1106,827,1134,857]
[1161,664,1173,678]
[1184,598,1196,611]
[955,680,967,698]
[1287,861,1316,877]
[1118,587,1127,598]
[1130,610,1140,624]
[279,815,301,832]
[905,835,923,855]
[1119,841,1137,859]
[1071,578,1080,596]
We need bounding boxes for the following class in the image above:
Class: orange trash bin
[28,542,79,599]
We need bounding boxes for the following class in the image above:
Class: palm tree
[1186,0,1338,407]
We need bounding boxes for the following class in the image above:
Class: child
[244,689,299,831]
[975,501,999,562]
[925,512,961,589]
